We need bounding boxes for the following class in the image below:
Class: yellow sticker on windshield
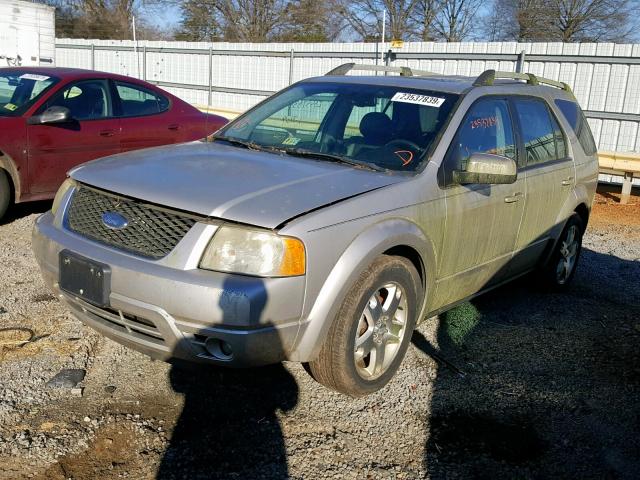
[282,137,300,145]
[3,103,17,111]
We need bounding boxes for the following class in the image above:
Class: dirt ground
[0,186,638,479]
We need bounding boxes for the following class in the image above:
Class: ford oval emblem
[101,211,129,230]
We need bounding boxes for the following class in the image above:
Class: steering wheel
[385,139,421,151]
[384,139,422,167]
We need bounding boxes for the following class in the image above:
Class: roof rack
[326,63,437,77]
[473,69,573,94]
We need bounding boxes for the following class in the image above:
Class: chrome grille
[66,185,199,259]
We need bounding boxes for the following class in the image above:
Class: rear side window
[554,99,597,156]
[513,98,566,167]
[115,82,169,117]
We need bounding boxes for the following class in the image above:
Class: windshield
[218,82,459,172]
[0,71,59,117]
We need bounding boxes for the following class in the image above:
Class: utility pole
[132,16,140,78]
[381,8,386,65]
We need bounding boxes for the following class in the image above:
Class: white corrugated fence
[54,38,640,185]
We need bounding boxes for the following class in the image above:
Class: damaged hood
[69,142,404,229]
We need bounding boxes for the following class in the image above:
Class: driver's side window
[41,80,112,121]
[442,98,516,186]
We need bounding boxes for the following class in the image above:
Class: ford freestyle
[32,65,598,396]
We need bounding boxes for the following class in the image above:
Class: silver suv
[33,66,598,396]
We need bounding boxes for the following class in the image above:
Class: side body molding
[289,218,437,362]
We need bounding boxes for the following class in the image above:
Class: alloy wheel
[354,282,408,380]
[556,225,579,284]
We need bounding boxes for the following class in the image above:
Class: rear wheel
[540,213,584,291]
[0,170,11,222]
[307,256,421,397]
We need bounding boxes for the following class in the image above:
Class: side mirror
[453,153,517,185]
[27,106,72,125]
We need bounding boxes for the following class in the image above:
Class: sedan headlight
[51,178,76,216]
[200,226,306,277]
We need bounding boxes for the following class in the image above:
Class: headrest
[359,112,393,141]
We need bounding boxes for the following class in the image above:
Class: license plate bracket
[59,250,111,307]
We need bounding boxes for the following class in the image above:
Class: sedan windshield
[0,71,59,117]
[217,82,459,172]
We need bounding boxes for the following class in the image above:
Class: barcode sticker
[391,92,445,107]
[20,74,50,82]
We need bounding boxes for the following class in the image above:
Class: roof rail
[326,63,437,77]
[473,69,573,94]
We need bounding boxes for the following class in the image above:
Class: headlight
[51,178,76,216]
[200,226,306,277]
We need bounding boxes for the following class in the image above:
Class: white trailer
[0,0,55,67]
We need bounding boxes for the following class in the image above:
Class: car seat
[64,86,106,120]
[347,112,394,157]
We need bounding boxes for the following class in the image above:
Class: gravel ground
[0,187,638,480]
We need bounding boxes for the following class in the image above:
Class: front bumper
[32,212,305,367]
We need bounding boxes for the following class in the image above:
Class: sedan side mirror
[453,153,517,185]
[27,106,73,125]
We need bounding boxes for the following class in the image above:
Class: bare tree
[487,0,639,42]
[213,0,289,42]
[47,0,171,39]
[432,0,482,41]
[485,0,555,41]
[554,0,638,42]
[411,0,443,41]
[336,0,421,41]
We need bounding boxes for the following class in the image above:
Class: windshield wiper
[283,148,385,172]
[213,136,268,151]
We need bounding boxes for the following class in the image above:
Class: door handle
[561,176,574,186]
[168,124,180,131]
[504,192,523,203]
[99,129,116,137]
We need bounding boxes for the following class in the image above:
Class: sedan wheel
[0,170,11,222]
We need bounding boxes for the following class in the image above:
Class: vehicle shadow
[156,278,299,480]
[414,246,640,478]
[1,200,51,225]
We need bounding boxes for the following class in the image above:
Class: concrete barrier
[598,151,640,204]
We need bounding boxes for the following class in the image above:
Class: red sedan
[0,67,227,220]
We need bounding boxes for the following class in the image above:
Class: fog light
[204,337,233,360]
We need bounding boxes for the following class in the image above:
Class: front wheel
[0,170,11,222]
[540,213,584,291]
[307,256,422,397]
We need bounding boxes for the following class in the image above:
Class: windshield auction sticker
[3,103,17,111]
[19,74,50,82]
[391,92,445,107]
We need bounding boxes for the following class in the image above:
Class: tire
[307,255,422,397]
[0,170,10,222]
[539,213,584,291]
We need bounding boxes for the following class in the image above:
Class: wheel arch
[573,202,589,228]
[0,153,21,202]
[383,244,426,292]
[290,218,436,363]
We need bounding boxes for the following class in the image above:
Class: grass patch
[442,302,481,347]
